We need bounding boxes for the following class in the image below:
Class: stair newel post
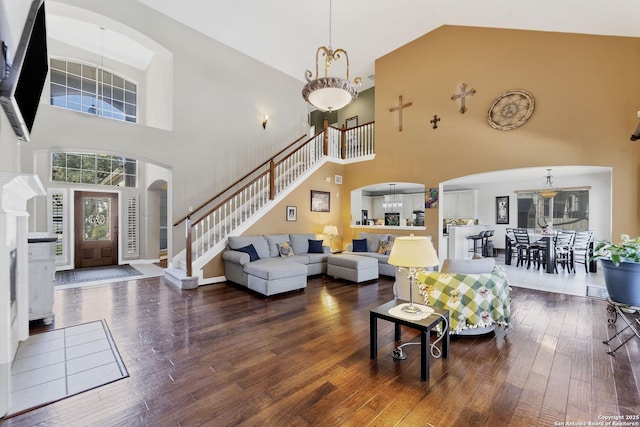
[340,124,346,159]
[269,159,275,200]
[323,118,329,156]
[186,214,192,277]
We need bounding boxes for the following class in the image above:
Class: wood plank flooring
[2,274,639,426]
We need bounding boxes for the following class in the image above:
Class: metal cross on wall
[389,95,413,132]
[451,83,476,114]
[430,115,441,129]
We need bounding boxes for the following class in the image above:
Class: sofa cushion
[359,232,390,253]
[229,236,270,259]
[289,233,315,255]
[235,244,260,262]
[441,258,496,274]
[306,252,328,264]
[308,239,324,253]
[378,240,392,255]
[244,259,307,280]
[277,242,294,257]
[266,234,290,257]
[352,238,368,252]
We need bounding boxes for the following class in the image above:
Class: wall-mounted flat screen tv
[0,0,48,142]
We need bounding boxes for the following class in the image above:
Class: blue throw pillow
[308,239,324,253]
[235,244,260,262]
[352,238,368,252]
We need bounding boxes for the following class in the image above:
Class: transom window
[50,59,137,123]
[51,152,137,187]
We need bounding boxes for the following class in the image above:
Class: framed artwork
[311,190,330,212]
[286,206,297,222]
[496,196,509,224]
[425,188,439,208]
[345,116,358,129]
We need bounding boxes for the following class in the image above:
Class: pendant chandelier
[302,0,361,112]
[539,169,559,199]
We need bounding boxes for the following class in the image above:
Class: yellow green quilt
[416,267,511,334]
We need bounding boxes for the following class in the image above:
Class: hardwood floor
[3,274,639,426]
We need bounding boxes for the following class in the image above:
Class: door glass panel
[83,197,111,241]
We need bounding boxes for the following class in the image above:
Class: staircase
[166,121,375,288]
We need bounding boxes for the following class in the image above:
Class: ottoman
[327,254,379,283]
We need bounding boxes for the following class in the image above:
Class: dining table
[505,232,556,274]
[504,231,597,274]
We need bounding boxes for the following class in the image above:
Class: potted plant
[592,234,640,306]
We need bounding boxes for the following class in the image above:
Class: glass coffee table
[370,299,449,381]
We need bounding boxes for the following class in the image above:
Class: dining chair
[572,230,594,273]
[512,228,539,268]
[554,230,576,272]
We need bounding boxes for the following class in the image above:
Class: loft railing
[174,120,375,277]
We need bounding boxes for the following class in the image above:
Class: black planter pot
[601,259,640,306]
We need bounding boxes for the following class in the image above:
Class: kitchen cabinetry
[443,190,477,218]
[28,235,56,325]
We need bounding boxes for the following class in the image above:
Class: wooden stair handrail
[191,169,270,228]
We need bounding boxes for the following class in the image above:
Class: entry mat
[7,320,128,417]
[55,264,142,285]
[586,285,609,299]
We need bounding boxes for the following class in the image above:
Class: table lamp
[322,225,339,251]
[388,235,439,314]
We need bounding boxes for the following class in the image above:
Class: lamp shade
[388,236,439,268]
[323,225,338,236]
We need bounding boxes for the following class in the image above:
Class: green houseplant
[592,234,640,306]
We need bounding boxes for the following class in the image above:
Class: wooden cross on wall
[389,95,413,132]
[451,83,476,114]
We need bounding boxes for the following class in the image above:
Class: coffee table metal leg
[421,330,429,381]
[442,316,449,358]
[370,313,377,359]
[395,323,401,342]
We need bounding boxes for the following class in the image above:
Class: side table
[370,299,449,381]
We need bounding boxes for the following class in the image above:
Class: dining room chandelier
[539,169,559,199]
[301,0,361,112]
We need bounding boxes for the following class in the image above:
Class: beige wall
[341,25,640,244]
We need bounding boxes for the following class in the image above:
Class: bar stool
[466,230,486,256]
[482,230,494,257]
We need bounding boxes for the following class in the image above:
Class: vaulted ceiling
[136,0,640,90]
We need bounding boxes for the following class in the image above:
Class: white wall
[16,0,311,258]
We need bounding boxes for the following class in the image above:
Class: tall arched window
[50,58,137,123]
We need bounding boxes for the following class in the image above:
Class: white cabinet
[443,190,477,218]
[28,236,56,325]
[371,196,385,220]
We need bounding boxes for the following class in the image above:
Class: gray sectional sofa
[223,233,330,296]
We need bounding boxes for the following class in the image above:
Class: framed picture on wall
[425,188,439,208]
[496,196,509,224]
[286,206,297,222]
[311,190,330,212]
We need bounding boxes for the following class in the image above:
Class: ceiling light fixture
[539,169,559,199]
[302,0,361,112]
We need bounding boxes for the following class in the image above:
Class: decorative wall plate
[487,89,535,131]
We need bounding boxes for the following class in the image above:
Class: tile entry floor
[8,320,128,416]
[496,255,606,297]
